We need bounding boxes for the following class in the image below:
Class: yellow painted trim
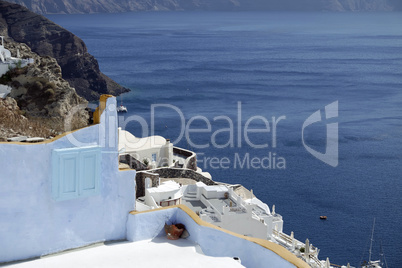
[130,204,310,268]
[0,95,114,146]
[119,167,135,171]
[93,94,113,124]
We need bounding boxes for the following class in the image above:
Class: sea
[47,11,402,267]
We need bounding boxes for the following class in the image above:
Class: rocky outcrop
[0,40,89,137]
[0,96,58,140]
[0,1,129,101]
[4,0,401,13]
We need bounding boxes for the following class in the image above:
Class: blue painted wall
[0,97,136,263]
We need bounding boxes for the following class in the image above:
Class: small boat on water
[320,216,327,220]
[117,104,127,113]
[360,218,388,268]
[117,95,128,113]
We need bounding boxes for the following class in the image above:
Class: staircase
[184,191,197,200]
[183,185,198,200]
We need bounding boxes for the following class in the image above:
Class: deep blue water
[48,12,402,267]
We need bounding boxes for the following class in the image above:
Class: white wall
[119,129,173,167]
[138,145,172,167]
[0,84,11,98]
[200,185,227,199]
[0,59,32,77]
[146,183,181,204]
[0,63,9,77]
[221,211,267,239]
[133,142,173,168]
[126,207,297,268]
[0,97,136,263]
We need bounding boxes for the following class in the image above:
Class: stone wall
[151,168,216,186]
[121,153,147,171]
[135,167,215,198]
[135,171,160,198]
[173,146,197,171]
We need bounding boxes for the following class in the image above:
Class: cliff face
[0,1,129,101]
[3,0,241,13]
[4,0,400,13]
[0,40,90,136]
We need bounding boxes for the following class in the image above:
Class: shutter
[79,147,101,196]
[52,146,101,201]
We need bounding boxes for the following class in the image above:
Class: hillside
[4,0,401,13]
[0,1,129,101]
[0,40,89,140]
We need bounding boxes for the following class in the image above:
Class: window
[52,146,101,201]
[152,153,157,162]
[160,199,180,207]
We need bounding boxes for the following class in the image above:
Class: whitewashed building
[0,95,317,268]
[0,96,136,263]
[144,180,183,208]
[0,36,33,77]
[138,180,343,268]
[118,128,173,168]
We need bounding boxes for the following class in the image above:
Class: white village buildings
[0,95,312,268]
[0,33,354,267]
[137,179,335,267]
[0,36,33,76]
[118,128,174,168]
[0,36,34,98]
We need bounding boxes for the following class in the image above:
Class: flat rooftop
[6,237,244,268]
[182,199,207,211]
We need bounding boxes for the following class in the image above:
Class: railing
[309,255,322,267]
[272,230,324,268]
[273,230,293,245]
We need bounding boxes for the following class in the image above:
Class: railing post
[291,231,295,250]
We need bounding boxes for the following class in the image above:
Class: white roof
[118,128,168,153]
[195,182,228,193]
[147,180,181,194]
[202,184,228,192]
[8,237,245,268]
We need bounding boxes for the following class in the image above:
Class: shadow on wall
[127,205,309,268]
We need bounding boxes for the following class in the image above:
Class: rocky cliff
[0,39,90,139]
[0,1,129,101]
[4,0,401,13]
[0,37,89,134]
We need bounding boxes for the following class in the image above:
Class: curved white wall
[127,207,298,268]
